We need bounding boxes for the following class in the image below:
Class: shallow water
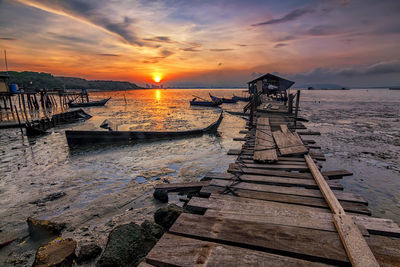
[0,88,399,265]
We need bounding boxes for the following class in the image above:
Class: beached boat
[25,109,92,136]
[209,93,238,103]
[68,97,111,108]
[65,111,223,147]
[190,97,222,107]
[232,94,250,102]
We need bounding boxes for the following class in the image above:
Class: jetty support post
[294,90,300,128]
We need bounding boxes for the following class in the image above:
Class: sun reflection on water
[155,89,161,101]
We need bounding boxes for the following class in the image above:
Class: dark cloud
[274,43,288,48]
[307,25,340,36]
[143,36,172,43]
[181,47,201,52]
[252,8,313,26]
[160,49,174,57]
[18,0,142,45]
[237,44,248,47]
[96,53,120,57]
[46,32,95,44]
[209,48,233,52]
[276,35,298,42]
[0,37,17,41]
[218,62,222,66]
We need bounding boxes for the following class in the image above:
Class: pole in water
[14,105,23,134]
[4,49,8,72]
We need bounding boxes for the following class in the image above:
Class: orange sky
[0,0,399,87]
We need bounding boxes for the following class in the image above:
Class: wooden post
[288,93,294,114]
[294,90,300,128]
[14,105,23,134]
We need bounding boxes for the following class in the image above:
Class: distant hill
[5,71,143,90]
[295,83,345,89]
[56,76,143,90]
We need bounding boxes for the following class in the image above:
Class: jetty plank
[200,185,371,215]
[273,128,308,156]
[203,172,343,190]
[297,131,321,135]
[208,179,367,204]
[232,162,310,171]
[227,165,314,179]
[170,213,349,264]
[322,170,353,179]
[154,181,209,192]
[253,117,278,162]
[146,233,329,267]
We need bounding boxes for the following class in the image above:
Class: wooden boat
[68,97,111,108]
[209,93,238,103]
[25,109,92,136]
[190,97,221,107]
[65,111,223,147]
[232,94,250,102]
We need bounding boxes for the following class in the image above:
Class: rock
[154,204,183,230]
[153,189,168,203]
[77,243,102,263]
[140,220,164,239]
[33,238,76,267]
[27,217,66,241]
[96,222,157,267]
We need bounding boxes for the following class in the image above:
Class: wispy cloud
[210,48,233,52]
[0,37,17,41]
[96,53,120,57]
[274,43,288,48]
[143,36,173,43]
[252,8,313,26]
[15,0,142,46]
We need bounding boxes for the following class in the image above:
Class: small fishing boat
[232,94,250,102]
[65,111,223,147]
[25,109,92,136]
[68,97,111,108]
[190,97,222,107]
[209,93,238,103]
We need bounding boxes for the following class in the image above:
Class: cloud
[0,37,17,41]
[160,49,174,57]
[252,8,313,26]
[46,32,95,44]
[143,36,172,43]
[96,53,120,57]
[181,47,201,52]
[209,48,233,52]
[276,35,298,42]
[307,25,341,36]
[16,0,142,45]
[274,43,288,48]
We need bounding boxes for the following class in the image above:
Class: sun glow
[155,89,161,100]
[153,74,162,83]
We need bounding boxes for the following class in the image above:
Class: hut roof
[248,73,294,90]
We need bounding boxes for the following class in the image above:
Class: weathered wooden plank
[170,213,349,264]
[298,131,321,135]
[253,117,278,162]
[333,214,379,267]
[322,170,353,179]
[146,233,330,267]
[203,172,343,190]
[273,129,308,156]
[200,185,372,216]
[137,261,155,267]
[228,165,314,179]
[154,181,209,192]
[209,179,367,204]
[232,162,310,171]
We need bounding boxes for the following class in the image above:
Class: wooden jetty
[145,74,400,266]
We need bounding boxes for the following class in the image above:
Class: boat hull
[65,111,223,147]
[190,101,221,107]
[68,98,111,108]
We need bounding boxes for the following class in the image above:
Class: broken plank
[298,131,321,135]
[253,117,278,162]
[209,179,367,204]
[232,162,310,171]
[322,170,353,180]
[146,233,329,267]
[154,181,209,192]
[228,166,313,179]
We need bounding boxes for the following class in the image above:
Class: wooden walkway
[144,96,400,266]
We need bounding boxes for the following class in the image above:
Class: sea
[0,88,399,265]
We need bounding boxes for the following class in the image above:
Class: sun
[153,74,162,83]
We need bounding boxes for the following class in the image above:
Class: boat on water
[209,93,238,103]
[68,97,111,108]
[190,97,222,107]
[389,87,400,90]
[232,94,250,102]
[65,111,223,147]
[25,109,92,136]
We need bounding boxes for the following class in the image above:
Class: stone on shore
[27,217,66,240]
[96,222,157,267]
[153,189,168,203]
[77,243,102,263]
[33,238,76,267]
[154,204,183,230]
[140,220,164,239]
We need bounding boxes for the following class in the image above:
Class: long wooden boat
[68,97,111,108]
[25,109,92,136]
[232,94,250,102]
[190,98,221,107]
[65,111,224,147]
[209,93,238,103]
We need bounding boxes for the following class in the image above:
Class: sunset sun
[153,74,162,83]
